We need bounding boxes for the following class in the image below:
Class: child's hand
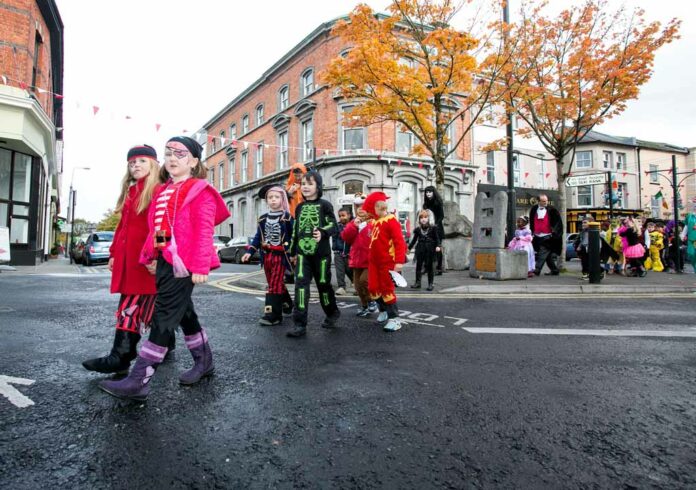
[394,263,404,273]
[191,273,208,284]
[145,260,157,275]
[288,183,299,193]
[108,258,114,271]
[435,247,441,252]
[354,217,362,226]
[312,228,322,242]
[241,253,251,263]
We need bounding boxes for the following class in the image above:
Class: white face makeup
[128,157,151,180]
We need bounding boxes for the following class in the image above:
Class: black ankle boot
[260,294,283,326]
[286,323,307,337]
[426,284,434,291]
[411,281,421,289]
[82,329,140,374]
[281,290,293,315]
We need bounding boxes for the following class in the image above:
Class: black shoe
[426,284,434,291]
[533,270,541,276]
[436,270,443,276]
[82,329,140,374]
[544,271,560,276]
[321,311,341,329]
[410,282,421,289]
[287,324,306,337]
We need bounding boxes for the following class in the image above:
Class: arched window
[242,114,249,134]
[301,68,314,97]
[278,85,289,111]
[255,104,264,126]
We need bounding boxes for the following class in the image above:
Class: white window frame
[513,154,520,186]
[301,69,314,97]
[616,152,625,170]
[278,86,289,111]
[228,155,235,187]
[242,115,249,135]
[616,183,626,208]
[255,143,264,179]
[340,105,365,151]
[301,118,314,162]
[241,151,248,184]
[277,130,288,169]
[577,185,592,207]
[649,164,659,183]
[396,128,413,154]
[229,124,237,141]
[486,151,495,184]
[218,162,224,190]
[255,104,264,127]
[575,151,592,169]
[602,151,613,169]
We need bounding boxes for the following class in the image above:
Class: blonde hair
[115,157,161,215]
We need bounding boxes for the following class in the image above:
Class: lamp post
[68,166,90,264]
[503,2,516,240]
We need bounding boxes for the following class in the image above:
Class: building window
[513,154,520,186]
[209,137,216,154]
[208,167,214,185]
[577,185,592,207]
[255,143,264,179]
[256,104,264,127]
[229,124,237,141]
[486,151,495,184]
[444,184,455,202]
[278,86,289,111]
[576,151,592,168]
[242,115,249,135]
[301,68,314,97]
[396,127,413,154]
[228,155,235,187]
[31,32,42,89]
[649,164,658,183]
[219,130,225,146]
[650,197,661,218]
[602,151,613,169]
[239,200,247,236]
[241,151,248,183]
[277,131,288,169]
[445,121,456,156]
[341,106,365,151]
[343,180,364,196]
[616,183,626,208]
[537,156,546,184]
[0,149,33,244]
[301,119,313,162]
[218,163,225,190]
[616,152,625,170]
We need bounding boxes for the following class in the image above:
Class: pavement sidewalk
[231,257,696,296]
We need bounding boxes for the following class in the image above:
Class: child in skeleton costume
[287,171,340,338]
[242,185,294,325]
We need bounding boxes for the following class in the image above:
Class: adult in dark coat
[422,185,445,274]
[529,194,563,275]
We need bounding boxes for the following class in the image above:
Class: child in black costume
[408,209,441,291]
[242,185,294,326]
[287,171,340,338]
[422,185,445,274]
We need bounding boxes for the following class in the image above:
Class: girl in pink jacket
[100,136,230,401]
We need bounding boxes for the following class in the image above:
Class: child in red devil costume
[362,192,407,332]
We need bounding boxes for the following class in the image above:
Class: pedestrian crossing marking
[463,327,696,338]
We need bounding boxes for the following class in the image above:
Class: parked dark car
[70,234,89,264]
[213,235,231,254]
[218,236,260,264]
[82,231,114,266]
[565,233,579,261]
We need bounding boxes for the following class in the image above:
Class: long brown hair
[115,157,161,215]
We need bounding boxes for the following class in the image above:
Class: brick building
[201,16,476,240]
[0,0,64,265]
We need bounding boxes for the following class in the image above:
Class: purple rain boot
[98,341,167,401]
[179,329,214,385]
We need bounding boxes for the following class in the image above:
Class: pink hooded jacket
[140,179,230,275]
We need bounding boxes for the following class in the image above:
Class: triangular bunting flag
[545,172,550,178]
[155,123,161,132]
[92,106,100,115]
[54,93,63,100]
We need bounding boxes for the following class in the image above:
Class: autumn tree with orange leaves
[500,0,680,242]
[322,0,509,194]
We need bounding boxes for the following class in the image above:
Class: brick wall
[0,0,54,118]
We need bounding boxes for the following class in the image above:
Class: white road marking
[462,327,696,338]
[401,319,446,328]
[0,375,35,408]
[444,316,468,325]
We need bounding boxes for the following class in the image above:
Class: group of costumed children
[245,172,409,337]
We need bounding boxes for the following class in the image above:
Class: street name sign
[565,174,607,187]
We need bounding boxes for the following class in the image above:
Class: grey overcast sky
[53,0,694,222]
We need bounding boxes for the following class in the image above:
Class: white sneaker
[335,287,346,295]
[383,318,402,332]
[367,301,378,312]
[377,311,388,323]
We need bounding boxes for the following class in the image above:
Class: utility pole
[503,2,516,240]
[671,155,681,273]
[67,166,90,264]
[607,170,614,221]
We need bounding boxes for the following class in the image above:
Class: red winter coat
[341,219,372,269]
[109,179,159,295]
[140,179,230,275]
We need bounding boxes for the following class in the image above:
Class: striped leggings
[115,293,156,333]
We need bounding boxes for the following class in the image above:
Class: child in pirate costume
[287,170,340,338]
[363,192,407,332]
[242,185,294,325]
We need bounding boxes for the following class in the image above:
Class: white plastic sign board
[565,173,607,187]
[0,227,10,262]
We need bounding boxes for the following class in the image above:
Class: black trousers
[293,252,338,326]
[148,256,202,347]
[534,236,559,273]
[415,247,435,284]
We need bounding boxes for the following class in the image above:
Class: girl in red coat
[100,136,230,401]
[340,194,376,317]
[363,192,407,332]
[82,145,162,375]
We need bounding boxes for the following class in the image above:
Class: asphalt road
[1,271,695,489]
